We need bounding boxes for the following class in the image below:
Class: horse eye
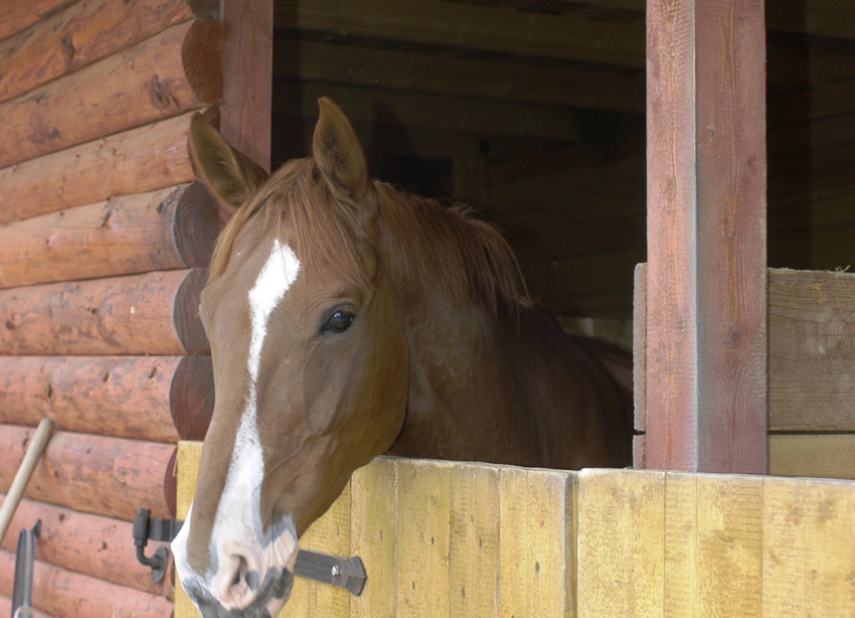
[324,309,355,332]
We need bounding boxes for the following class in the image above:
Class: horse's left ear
[313,97,370,203]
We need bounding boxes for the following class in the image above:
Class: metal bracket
[132,509,367,594]
[133,508,182,583]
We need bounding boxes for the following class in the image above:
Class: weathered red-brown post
[644,0,768,473]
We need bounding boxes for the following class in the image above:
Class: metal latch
[132,509,367,594]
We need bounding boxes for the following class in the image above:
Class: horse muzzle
[181,567,295,618]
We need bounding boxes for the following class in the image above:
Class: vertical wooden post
[222,0,273,172]
[645,0,768,473]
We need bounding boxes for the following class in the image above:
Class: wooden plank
[0,18,222,168]
[633,262,647,436]
[0,356,213,443]
[0,183,218,289]
[395,460,452,618]
[576,469,664,618]
[349,457,397,618]
[282,0,645,67]
[276,80,582,141]
[521,249,645,305]
[275,37,645,114]
[448,463,500,618]
[762,475,855,617]
[0,108,212,225]
[769,434,855,480]
[0,268,208,356]
[498,467,575,618]
[0,0,218,104]
[645,0,768,473]
[768,268,855,431]
[222,0,272,172]
[0,495,174,599]
[0,426,174,520]
[0,550,173,618]
[175,441,202,618]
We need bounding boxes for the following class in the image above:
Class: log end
[170,356,214,441]
[174,182,219,267]
[183,18,224,105]
[174,268,210,355]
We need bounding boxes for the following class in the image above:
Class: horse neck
[388,289,633,468]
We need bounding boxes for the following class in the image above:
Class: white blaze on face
[173,239,302,610]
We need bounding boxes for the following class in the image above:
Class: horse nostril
[229,555,261,594]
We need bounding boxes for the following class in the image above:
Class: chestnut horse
[172,98,633,617]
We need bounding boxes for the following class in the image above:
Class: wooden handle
[0,418,54,543]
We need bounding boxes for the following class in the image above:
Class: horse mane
[207,159,533,316]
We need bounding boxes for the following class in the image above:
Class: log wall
[0,0,236,614]
[174,443,855,618]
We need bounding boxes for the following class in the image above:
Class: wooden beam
[0,426,174,520]
[0,0,71,41]
[222,0,273,172]
[645,0,768,473]
[0,18,222,168]
[276,80,582,141]
[0,183,218,289]
[278,0,645,67]
[274,37,645,114]
[0,0,218,104]
[568,0,855,40]
[0,108,214,225]
[0,269,208,356]
[768,434,855,480]
[0,355,214,442]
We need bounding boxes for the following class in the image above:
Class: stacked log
[0,1,229,615]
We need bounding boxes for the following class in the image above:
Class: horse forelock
[206,158,371,293]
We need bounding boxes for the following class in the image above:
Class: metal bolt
[331,564,341,578]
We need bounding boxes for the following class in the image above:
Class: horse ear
[188,113,269,209]
[312,98,369,202]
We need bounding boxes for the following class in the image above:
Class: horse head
[171,99,409,617]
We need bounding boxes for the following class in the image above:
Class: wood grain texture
[222,0,272,172]
[0,108,215,225]
[175,449,855,618]
[0,268,208,356]
[645,0,768,473]
[0,426,174,520]
[576,469,665,618]
[349,457,397,618]
[0,594,53,618]
[0,0,71,41]
[498,466,575,618]
[769,268,855,431]
[0,495,174,599]
[633,261,647,435]
[0,18,222,168]
[576,469,855,618]
[0,183,218,289]
[0,0,219,104]
[0,355,213,442]
[283,0,644,68]
[0,550,173,618]
[769,434,855,480]
[275,37,645,115]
